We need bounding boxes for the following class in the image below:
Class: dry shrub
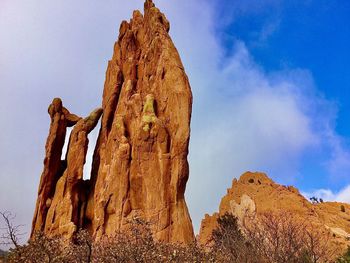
[5,218,211,263]
[2,212,343,263]
[0,211,24,249]
[93,218,212,263]
[6,232,66,263]
[244,211,339,263]
[211,213,264,263]
[66,230,93,263]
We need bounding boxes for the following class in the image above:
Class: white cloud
[324,131,350,180]
[302,189,336,202]
[303,185,350,203]
[185,41,321,232]
[155,0,350,231]
[336,186,350,203]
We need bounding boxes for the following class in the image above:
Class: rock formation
[44,108,103,238]
[198,172,350,251]
[31,0,194,244]
[31,98,81,234]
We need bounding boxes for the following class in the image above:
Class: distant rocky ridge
[198,172,350,251]
[31,0,194,244]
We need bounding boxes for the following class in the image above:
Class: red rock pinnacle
[31,0,194,244]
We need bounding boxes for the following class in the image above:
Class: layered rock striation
[32,0,194,244]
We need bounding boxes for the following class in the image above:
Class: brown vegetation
[4,219,210,263]
[2,211,347,262]
[243,212,339,263]
[0,211,24,249]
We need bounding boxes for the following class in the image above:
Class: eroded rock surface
[198,172,350,251]
[32,0,194,244]
[86,0,194,243]
[44,108,102,238]
[31,98,81,235]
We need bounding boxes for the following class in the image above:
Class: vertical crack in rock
[32,0,194,244]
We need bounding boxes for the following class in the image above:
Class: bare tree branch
[0,211,25,249]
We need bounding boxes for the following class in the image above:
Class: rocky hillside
[199,172,350,252]
[31,0,194,244]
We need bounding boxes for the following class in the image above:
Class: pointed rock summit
[32,0,194,244]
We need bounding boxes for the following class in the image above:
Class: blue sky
[0,0,350,245]
[214,0,350,192]
[217,0,350,136]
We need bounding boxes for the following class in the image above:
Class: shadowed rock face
[32,0,194,244]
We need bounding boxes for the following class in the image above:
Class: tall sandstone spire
[31,0,194,244]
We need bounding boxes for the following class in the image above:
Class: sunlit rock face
[31,98,82,236]
[198,172,350,251]
[31,0,194,244]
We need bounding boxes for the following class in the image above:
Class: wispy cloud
[324,131,350,180]
[157,0,350,231]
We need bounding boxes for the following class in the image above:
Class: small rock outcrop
[31,0,194,244]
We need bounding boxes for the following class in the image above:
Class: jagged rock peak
[32,0,194,244]
[86,0,194,244]
[144,0,155,10]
